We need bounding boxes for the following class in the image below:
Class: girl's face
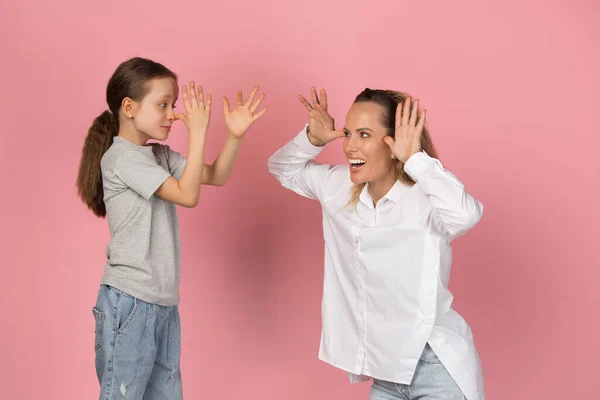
[343,101,396,185]
[131,77,179,142]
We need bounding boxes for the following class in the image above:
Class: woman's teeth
[349,159,366,171]
[349,159,366,165]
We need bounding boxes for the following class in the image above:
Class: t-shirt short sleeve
[165,145,186,180]
[114,150,171,200]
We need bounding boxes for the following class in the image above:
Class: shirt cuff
[292,124,325,157]
[403,151,443,181]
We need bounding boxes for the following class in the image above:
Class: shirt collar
[359,180,412,208]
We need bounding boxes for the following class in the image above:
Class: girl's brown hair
[76,57,177,217]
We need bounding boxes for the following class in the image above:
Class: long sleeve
[404,152,483,240]
[267,125,338,201]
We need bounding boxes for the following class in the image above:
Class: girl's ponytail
[76,110,118,217]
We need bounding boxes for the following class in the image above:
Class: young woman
[268,87,484,400]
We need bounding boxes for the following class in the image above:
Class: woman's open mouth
[349,159,366,172]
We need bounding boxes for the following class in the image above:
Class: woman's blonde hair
[347,88,439,207]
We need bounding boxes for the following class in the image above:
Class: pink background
[1,0,598,398]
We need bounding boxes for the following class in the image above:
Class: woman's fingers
[299,95,313,111]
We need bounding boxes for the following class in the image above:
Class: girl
[77,57,267,399]
[268,88,484,400]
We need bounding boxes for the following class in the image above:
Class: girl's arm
[202,86,267,186]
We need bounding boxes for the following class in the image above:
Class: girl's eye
[159,103,167,108]
[344,131,350,137]
[361,133,369,138]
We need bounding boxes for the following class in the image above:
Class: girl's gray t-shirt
[99,136,186,306]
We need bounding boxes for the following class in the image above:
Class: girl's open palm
[223,86,268,138]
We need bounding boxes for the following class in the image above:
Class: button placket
[354,224,368,372]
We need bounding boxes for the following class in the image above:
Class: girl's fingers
[222,96,231,114]
[182,86,191,112]
[250,93,265,113]
[245,86,259,107]
[189,81,199,106]
[197,85,204,107]
[252,107,268,121]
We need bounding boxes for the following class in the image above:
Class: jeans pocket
[116,293,140,336]
[92,307,105,351]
